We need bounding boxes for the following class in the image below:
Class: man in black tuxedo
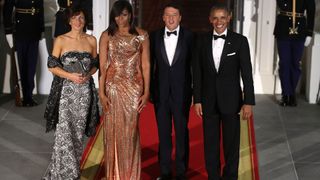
[193,3,255,180]
[150,2,193,180]
[3,0,44,106]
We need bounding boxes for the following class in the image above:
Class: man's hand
[194,103,203,117]
[6,34,14,48]
[304,36,312,47]
[241,104,253,120]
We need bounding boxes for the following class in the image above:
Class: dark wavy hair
[107,0,138,36]
[65,6,88,32]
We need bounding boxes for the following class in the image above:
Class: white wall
[306,34,320,104]
[305,0,320,104]
[242,0,278,94]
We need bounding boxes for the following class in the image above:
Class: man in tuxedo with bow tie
[193,3,255,180]
[150,2,194,180]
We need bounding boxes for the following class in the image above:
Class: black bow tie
[213,34,226,40]
[167,31,177,36]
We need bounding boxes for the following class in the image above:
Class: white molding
[306,33,320,103]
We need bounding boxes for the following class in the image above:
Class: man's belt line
[15,8,39,15]
[279,11,304,18]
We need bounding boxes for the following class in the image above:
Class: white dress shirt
[212,29,227,71]
[164,26,180,66]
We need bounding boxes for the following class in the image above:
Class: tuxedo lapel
[206,32,217,73]
[159,29,170,66]
[218,30,232,72]
[171,28,184,66]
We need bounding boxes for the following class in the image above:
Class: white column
[93,0,109,44]
[2,54,11,93]
[92,0,110,87]
[243,0,277,94]
[37,0,58,94]
[306,33,320,103]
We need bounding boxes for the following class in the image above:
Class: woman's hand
[69,73,91,84]
[99,94,110,113]
[81,74,91,83]
[138,93,149,113]
[69,73,84,84]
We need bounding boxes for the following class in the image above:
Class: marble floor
[0,94,319,180]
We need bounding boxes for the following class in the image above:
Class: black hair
[210,2,231,15]
[163,2,182,15]
[107,0,138,36]
[65,6,88,32]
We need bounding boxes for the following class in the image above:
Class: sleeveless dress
[44,51,95,180]
[104,33,147,179]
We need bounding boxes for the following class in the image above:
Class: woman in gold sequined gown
[98,1,150,179]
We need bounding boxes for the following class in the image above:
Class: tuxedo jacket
[193,30,255,115]
[274,0,315,39]
[150,27,194,104]
[3,0,44,41]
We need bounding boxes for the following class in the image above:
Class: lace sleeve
[47,55,62,68]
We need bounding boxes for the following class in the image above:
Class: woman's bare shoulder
[101,30,110,38]
[136,27,148,36]
[99,30,111,44]
[84,34,97,44]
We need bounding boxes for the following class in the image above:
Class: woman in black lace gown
[43,7,99,180]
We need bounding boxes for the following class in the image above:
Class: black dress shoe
[279,95,289,106]
[22,99,38,107]
[176,174,187,180]
[156,174,172,180]
[288,95,297,106]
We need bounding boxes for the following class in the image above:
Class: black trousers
[277,38,305,95]
[203,111,240,180]
[15,39,39,103]
[154,97,190,176]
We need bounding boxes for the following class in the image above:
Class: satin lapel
[171,28,183,66]
[159,29,170,66]
[218,30,232,72]
[206,32,217,73]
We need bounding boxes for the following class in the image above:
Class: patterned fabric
[43,51,99,180]
[103,33,147,179]
[44,54,99,136]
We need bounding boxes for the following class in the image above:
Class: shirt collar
[213,29,227,37]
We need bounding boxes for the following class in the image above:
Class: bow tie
[166,31,177,36]
[213,34,226,40]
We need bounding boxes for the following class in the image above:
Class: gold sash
[289,0,299,34]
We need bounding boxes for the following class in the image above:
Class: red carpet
[80,103,259,180]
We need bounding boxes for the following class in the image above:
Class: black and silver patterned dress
[43,51,97,180]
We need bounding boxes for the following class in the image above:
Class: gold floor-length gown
[103,33,147,179]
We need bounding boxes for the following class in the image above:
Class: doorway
[136,0,243,33]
